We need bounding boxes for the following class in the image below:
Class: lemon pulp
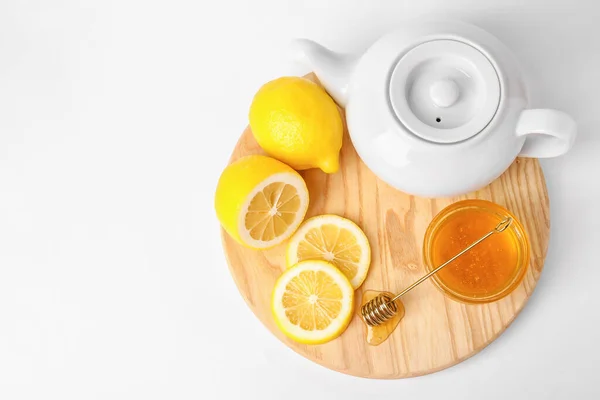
[245,181,302,242]
[282,269,343,330]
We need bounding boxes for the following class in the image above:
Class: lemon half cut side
[215,155,309,249]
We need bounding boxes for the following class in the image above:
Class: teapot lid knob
[429,79,460,108]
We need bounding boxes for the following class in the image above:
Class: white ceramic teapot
[289,20,577,197]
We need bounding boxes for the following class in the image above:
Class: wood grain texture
[220,78,550,379]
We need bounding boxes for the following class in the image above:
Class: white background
[0,0,599,399]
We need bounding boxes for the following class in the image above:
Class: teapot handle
[516,109,577,158]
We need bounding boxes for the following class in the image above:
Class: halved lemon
[286,215,371,289]
[272,260,354,344]
[215,155,309,249]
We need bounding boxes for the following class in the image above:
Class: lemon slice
[272,260,354,344]
[286,215,371,289]
[215,155,309,249]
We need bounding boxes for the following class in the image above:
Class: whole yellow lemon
[249,77,343,173]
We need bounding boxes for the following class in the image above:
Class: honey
[359,290,405,346]
[424,200,529,303]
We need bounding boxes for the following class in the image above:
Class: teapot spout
[288,39,357,107]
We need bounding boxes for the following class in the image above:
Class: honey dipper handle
[389,217,513,303]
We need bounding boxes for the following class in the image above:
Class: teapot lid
[389,39,500,144]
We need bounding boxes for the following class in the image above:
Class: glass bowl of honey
[423,199,530,304]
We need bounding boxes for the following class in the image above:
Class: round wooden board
[221,77,550,379]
